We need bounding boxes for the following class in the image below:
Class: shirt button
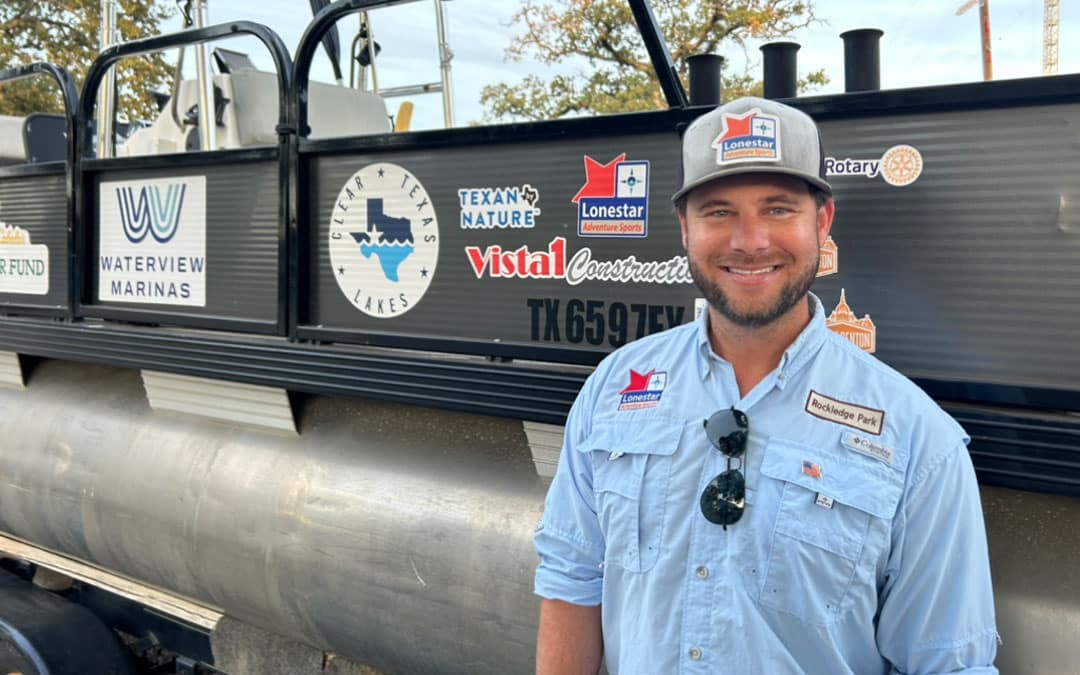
[695,565,709,579]
[779,372,786,381]
[689,647,702,661]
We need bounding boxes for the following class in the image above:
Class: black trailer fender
[0,567,133,675]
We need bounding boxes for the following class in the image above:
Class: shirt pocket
[758,437,902,626]
[580,417,682,573]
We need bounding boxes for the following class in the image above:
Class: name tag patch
[843,432,895,465]
[804,390,884,435]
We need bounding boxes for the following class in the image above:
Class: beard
[689,251,819,329]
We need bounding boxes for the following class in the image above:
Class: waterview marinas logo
[98,176,206,306]
[116,183,187,243]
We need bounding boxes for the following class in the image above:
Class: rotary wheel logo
[328,162,439,318]
[879,144,923,187]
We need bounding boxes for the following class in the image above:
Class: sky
[158,0,1078,131]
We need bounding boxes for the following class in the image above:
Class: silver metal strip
[523,421,564,479]
[141,370,296,433]
[0,351,24,389]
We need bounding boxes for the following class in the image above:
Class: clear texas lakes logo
[329,162,439,318]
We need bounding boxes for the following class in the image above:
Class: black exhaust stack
[760,41,800,99]
[840,28,884,92]
[687,54,724,106]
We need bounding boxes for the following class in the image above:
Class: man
[533,97,999,674]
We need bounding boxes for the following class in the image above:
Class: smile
[725,266,778,276]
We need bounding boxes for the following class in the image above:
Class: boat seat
[0,113,66,165]
[117,71,391,157]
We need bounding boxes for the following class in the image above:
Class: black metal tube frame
[291,0,418,335]
[627,0,688,108]
[0,63,80,317]
[74,21,294,335]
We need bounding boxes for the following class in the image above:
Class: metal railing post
[192,0,216,151]
[97,0,117,157]
[434,0,454,127]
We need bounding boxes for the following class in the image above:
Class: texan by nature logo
[618,369,668,411]
[712,108,781,164]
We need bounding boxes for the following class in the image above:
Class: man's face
[679,173,834,329]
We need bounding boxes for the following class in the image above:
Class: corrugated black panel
[296,100,1080,401]
[303,137,693,354]
[948,404,1080,498]
[0,170,68,312]
[84,160,280,324]
[0,317,582,424]
[815,105,1080,394]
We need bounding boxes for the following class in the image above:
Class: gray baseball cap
[672,96,831,203]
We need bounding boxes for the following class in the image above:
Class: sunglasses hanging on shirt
[700,407,749,529]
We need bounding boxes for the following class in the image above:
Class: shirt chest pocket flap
[579,417,683,573]
[758,438,903,624]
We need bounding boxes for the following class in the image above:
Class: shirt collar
[695,293,829,384]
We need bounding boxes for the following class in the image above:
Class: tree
[0,0,174,121]
[480,0,827,122]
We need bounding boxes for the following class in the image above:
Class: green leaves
[0,0,173,121]
[481,0,827,122]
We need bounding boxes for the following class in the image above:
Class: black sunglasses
[700,408,749,529]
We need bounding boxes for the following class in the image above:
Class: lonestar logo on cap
[711,108,781,165]
[618,368,668,411]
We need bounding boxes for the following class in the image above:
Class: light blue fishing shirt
[535,294,998,674]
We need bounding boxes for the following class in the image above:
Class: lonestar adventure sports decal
[712,108,781,164]
[571,154,649,238]
[618,369,668,411]
[527,298,686,346]
[329,163,439,318]
[465,237,691,285]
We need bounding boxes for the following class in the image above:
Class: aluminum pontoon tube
[840,28,884,93]
[0,361,545,675]
[761,41,800,100]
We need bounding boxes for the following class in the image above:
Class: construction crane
[1044,0,1060,74]
[956,0,1061,80]
[956,0,993,80]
